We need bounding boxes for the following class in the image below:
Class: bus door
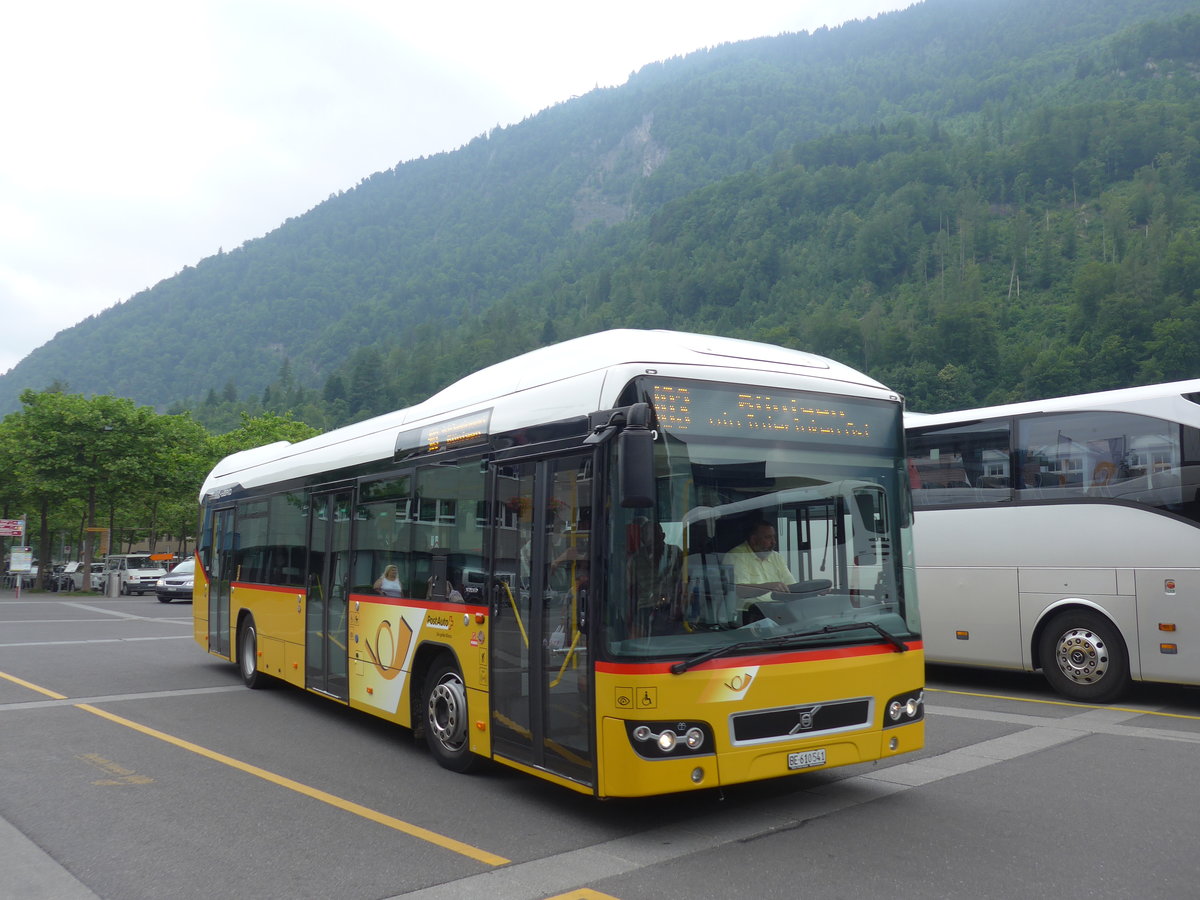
[305,489,352,699]
[208,506,236,658]
[489,451,594,786]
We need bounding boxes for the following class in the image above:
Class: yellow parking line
[927,687,1200,721]
[0,669,68,699]
[75,703,509,866]
[2,665,507,865]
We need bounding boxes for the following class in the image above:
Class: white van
[103,554,169,595]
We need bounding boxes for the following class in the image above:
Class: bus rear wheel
[423,658,481,773]
[1039,610,1129,703]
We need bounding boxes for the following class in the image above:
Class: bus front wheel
[423,659,482,773]
[238,617,265,689]
[1039,610,1129,703]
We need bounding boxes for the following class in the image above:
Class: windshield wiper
[831,620,908,653]
[669,621,908,675]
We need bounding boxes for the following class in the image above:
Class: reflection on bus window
[604,379,917,659]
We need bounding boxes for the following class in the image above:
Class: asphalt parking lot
[4,587,1200,900]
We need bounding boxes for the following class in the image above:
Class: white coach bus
[906,380,1200,701]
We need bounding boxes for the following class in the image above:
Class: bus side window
[909,420,1011,507]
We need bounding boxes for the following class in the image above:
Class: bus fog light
[889,737,899,751]
[691,767,705,783]
[625,721,714,758]
[884,689,925,728]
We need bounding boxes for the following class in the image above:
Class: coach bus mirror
[618,403,654,508]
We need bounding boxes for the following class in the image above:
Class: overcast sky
[0,0,911,376]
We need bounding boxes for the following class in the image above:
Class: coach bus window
[908,420,1011,506]
[1016,410,1189,511]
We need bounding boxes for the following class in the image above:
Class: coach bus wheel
[238,617,265,690]
[1038,610,1129,703]
[423,659,482,773]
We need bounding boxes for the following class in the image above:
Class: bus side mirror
[618,403,654,508]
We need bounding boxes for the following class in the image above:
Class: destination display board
[647,381,896,450]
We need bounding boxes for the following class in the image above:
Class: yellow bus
[194,330,924,797]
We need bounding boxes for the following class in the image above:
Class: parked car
[155,558,195,603]
[52,562,83,591]
[103,554,168,596]
[46,564,66,591]
[90,563,106,591]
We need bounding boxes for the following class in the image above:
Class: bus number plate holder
[787,748,826,770]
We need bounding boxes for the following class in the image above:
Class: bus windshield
[603,378,918,660]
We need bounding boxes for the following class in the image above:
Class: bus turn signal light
[1159,623,1177,632]
[1160,644,1179,655]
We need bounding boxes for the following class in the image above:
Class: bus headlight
[626,721,714,759]
[884,689,924,727]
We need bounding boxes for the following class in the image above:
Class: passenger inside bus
[627,517,684,636]
[373,564,402,597]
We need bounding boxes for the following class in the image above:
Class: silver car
[155,558,195,603]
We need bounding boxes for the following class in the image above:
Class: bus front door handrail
[549,629,583,688]
[501,580,530,649]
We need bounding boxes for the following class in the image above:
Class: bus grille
[730,698,872,745]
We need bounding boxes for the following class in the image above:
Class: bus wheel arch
[1035,607,1129,703]
[419,651,482,774]
[236,611,267,690]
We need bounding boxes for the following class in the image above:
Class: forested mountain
[3,0,1199,423]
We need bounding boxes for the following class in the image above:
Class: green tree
[207,412,321,463]
[6,391,169,585]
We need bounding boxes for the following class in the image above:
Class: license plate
[787,749,826,770]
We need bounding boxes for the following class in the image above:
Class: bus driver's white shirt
[722,542,794,606]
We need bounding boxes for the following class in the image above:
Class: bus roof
[201,329,896,499]
[905,379,1200,429]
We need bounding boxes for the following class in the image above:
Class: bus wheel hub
[428,674,467,748]
[1054,628,1107,684]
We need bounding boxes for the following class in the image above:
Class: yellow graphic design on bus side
[350,602,415,714]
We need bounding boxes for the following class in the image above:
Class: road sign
[0,519,24,537]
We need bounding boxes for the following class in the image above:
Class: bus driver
[723,520,796,608]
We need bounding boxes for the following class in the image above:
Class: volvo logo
[788,705,822,734]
